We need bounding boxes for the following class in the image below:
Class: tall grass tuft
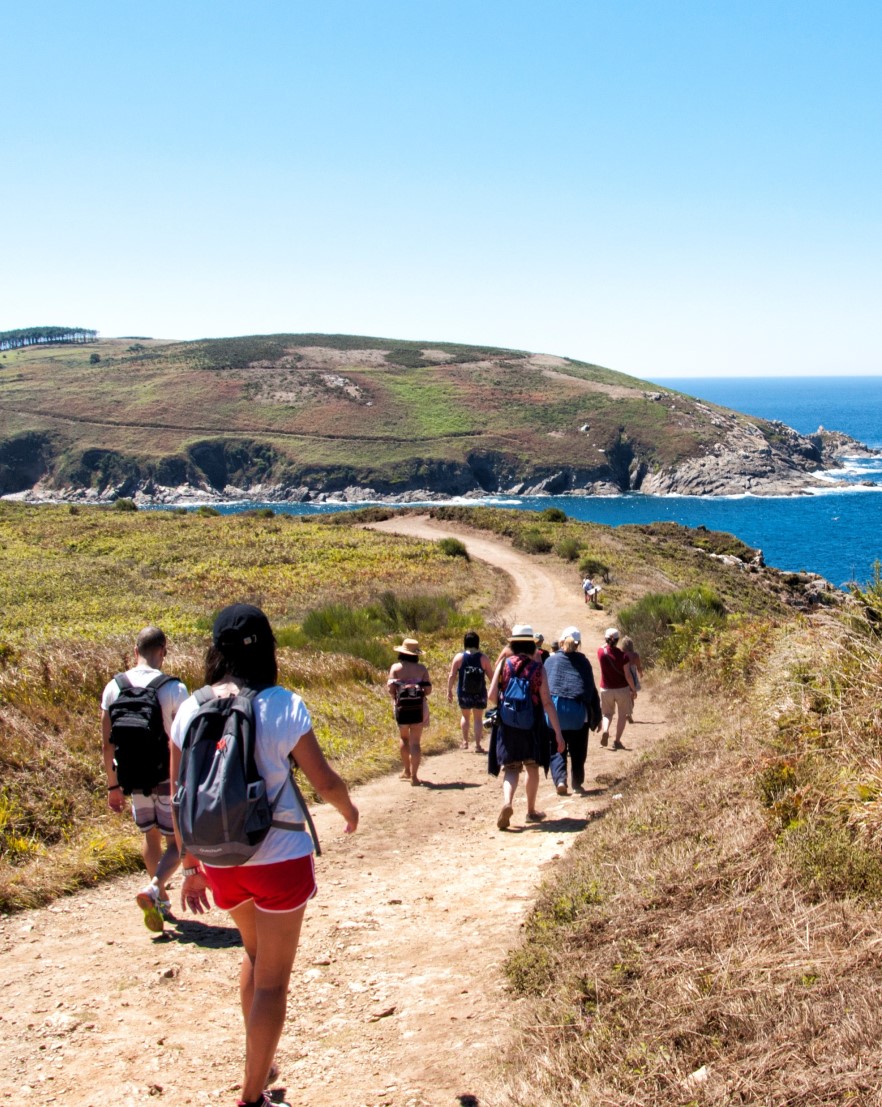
[618,585,726,664]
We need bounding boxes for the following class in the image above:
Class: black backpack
[108,673,176,794]
[173,686,320,867]
[460,652,486,699]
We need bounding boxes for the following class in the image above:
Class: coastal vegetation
[4,501,880,1099]
[499,569,882,1104]
[0,502,500,910]
[0,333,845,500]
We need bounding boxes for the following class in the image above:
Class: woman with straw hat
[387,638,432,786]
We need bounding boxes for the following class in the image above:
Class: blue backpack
[499,657,537,730]
[549,694,587,731]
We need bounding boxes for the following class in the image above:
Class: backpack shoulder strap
[275,763,322,858]
[114,673,132,692]
[147,673,176,692]
[194,685,217,706]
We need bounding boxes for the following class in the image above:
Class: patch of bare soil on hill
[0,518,668,1107]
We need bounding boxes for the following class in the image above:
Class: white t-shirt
[101,665,190,740]
[170,685,314,866]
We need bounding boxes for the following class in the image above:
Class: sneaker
[526,810,546,822]
[497,804,514,830]
[556,782,568,796]
[612,739,625,751]
[237,1095,291,1107]
[135,884,164,933]
[157,897,173,921]
[600,731,609,747]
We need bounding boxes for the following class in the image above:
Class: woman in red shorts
[171,604,358,1107]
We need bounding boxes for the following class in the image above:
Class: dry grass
[495,613,882,1105]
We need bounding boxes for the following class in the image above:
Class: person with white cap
[487,625,564,829]
[596,627,637,750]
[543,626,601,793]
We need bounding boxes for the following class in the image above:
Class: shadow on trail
[506,815,595,835]
[419,780,482,791]
[160,918,242,949]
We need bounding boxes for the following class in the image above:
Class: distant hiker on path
[620,635,643,723]
[544,627,601,794]
[101,625,189,932]
[387,638,432,786]
[597,627,637,750]
[171,604,358,1107]
[488,625,564,830]
[582,576,601,607]
[447,631,494,752]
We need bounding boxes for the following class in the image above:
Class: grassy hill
[0,333,823,499]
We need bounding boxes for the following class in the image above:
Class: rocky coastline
[5,424,876,507]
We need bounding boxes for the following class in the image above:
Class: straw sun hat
[394,637,422,657]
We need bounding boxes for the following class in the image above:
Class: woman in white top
[171,604,358,1107]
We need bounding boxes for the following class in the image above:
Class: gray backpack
[173,686,320,867]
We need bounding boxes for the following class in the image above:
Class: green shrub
[578,555,610,582]
[555,536,582,562]
[514,528,553,554]
[618,585,727,665]
[194,505,221,517]
[438,537,469,560]
[540,507,568,523]
[370,590,457,633]
[112,498,137,512]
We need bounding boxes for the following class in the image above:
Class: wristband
[183,866,203,877]
[107,784,122,792]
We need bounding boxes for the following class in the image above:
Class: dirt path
[0,518,668,1107]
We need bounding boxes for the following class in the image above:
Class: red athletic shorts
[204,855,317,913]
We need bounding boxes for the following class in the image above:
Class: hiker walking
[387,638,432,786]
[171,604,358,1107]
[620,635,643,723]
[488,625,564,830]
[597,627,637,750]
[447,631,494,752]
[582,575,600,607]
[544,626,601,794]
[101,625,189,932]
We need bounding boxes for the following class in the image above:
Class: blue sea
[200,376,882,589]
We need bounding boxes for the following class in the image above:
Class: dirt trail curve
[0,516,668,1107]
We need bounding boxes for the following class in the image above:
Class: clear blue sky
[3,0,880,377]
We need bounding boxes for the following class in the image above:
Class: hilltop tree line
[0,326,98,352]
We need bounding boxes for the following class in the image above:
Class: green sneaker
[136,884,164,933]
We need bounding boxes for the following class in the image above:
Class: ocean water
[202,375,882,589]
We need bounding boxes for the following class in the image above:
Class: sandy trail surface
[0,516,668,1107]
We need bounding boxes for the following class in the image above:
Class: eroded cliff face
[6,419,872,505]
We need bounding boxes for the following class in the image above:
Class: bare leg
[153,835,180,900]
[141,826,162,878]
[525,764,541,815]
[460,710,470,748]
[472,710,485,750]
[408,724,424,783]
[503,767,519,806]
[398,727,412,778]
[229,899,307,1104]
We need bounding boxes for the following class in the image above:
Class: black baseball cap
[212,604,272,649]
